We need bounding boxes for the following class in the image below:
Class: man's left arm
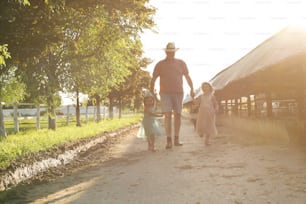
[184,74,195,99]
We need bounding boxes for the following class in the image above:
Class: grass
[220,115,305,146]
[0,114,142,170]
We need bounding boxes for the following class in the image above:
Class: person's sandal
[174,136,183,146]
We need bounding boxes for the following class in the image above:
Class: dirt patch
[0,124,139,192]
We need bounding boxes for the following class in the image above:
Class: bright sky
[141,0,306,90]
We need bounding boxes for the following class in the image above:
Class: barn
[186,26,306,120]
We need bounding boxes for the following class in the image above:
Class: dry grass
[219,115,305,146]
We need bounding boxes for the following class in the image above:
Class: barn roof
[184,25,306,104]
[210,25,306,92]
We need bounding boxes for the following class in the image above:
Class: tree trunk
[118,97,122,119]
[13,103,19,133]
[76,89,81,127]
[109,96,114,119]
[0,101,7,137]
[95,95,101,122]
[48,105,56,130]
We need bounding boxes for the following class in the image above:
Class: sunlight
[30,177,100,204]
[142,0,306,90]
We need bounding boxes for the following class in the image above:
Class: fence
[2,102,114,134]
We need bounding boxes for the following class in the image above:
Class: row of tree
[0,0,156,137]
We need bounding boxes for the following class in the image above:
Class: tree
[0,0,67,130]
[108,57,152,118]
[0,66,26,137]
[0,0,156,131]
[61,1,155,123]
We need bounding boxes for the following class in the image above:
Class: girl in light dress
[137,92,164,152]
[195,82,219,146]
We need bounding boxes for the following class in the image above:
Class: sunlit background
[141,0,306,90]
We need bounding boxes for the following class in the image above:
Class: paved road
[5,118,306,204]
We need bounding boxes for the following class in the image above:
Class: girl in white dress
[195,82,219,146]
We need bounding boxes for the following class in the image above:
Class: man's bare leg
[164,112,172,149]
[174,112,183,146]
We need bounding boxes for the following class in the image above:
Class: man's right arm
[150,75,157,95]
[150,74,160,102]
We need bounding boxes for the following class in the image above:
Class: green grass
[0,114,142,170]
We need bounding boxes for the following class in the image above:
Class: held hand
[190,89,195,99]
[153,94,160,103]
[154,112,164,117]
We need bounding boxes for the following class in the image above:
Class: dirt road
[5,118,306,204]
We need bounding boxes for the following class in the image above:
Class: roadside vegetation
[0,114,141,170]
[0,0,155,136]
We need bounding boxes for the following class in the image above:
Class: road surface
[4,117,306,204]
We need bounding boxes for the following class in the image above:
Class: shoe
[174,136,183,146]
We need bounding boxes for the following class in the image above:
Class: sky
[141,0,306,90]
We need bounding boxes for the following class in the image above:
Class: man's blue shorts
[160,93,184,114]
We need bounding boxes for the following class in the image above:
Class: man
[150,42,195,149]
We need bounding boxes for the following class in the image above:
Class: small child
[195,82,219,146]
[137,91,163,152]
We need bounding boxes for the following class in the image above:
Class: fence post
[265,92,273,118]
[247,95,251,116]
[13,103,19,133]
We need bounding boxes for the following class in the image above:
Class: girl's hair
[201,82,213,92]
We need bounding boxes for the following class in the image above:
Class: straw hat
[164,42,179,52]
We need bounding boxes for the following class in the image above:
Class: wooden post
[13,103,19,133]
[224,100,228,115]
[231,99,234,115]
[247,95,251,117]
[218,100,223,115]
[296,91,305,120]
[0,101,7,137]
[238,98,241,116]
[266,92,273,118]
[296,65,305,120]
[233,98,238,115]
